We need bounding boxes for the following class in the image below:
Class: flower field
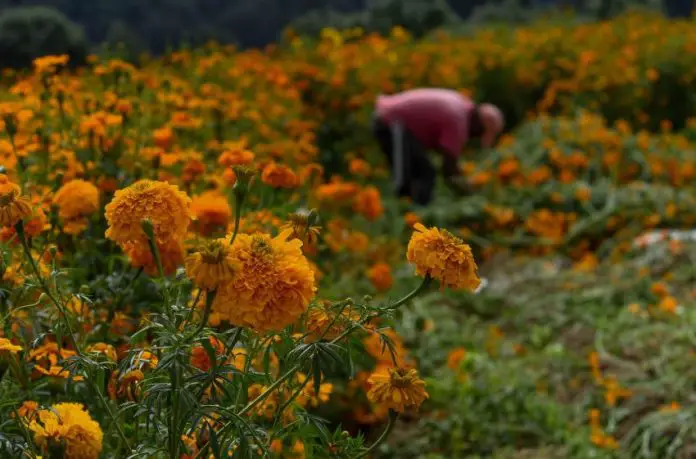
[1,11,696,459]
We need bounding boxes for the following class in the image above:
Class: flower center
[200,241,226,264]
[251,237,272,256]
[389,368,414,388]
[0,190,17,207]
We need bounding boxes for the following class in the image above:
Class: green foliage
[0,6,87,69]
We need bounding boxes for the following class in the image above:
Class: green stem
[386,276,432,310]
[15,221,132,453]
[185,289,216,342]
[358,410,398,458]
[238,364,299,417]
[146,236,165,280]
[230,192,244,245]
[11,405,37,455]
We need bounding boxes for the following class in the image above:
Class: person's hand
[445,175,473,196]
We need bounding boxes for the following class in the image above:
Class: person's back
[372,87,504,205]
[375,88,473,156]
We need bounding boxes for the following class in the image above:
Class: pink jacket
[376,88,474,157]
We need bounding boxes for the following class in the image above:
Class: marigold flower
[105,180,191,244]
[368,262,393,292]
[86,343,118,362]
[280,209,321,248]
[185,238,237,291]
[191,190,232,236]
[0,176,31,228]
[122,238,185,276]
[16,400,39,421]
[29,403,103,459]
[349,158,372,177]
[446,347,467,370]
[0,337,22,355]
[407,223,480,291]
[53,179,100,221]
[213,229,316,332]
[190,336,225,372]
[153,126,175,149]
[261,162,298,189]
[296,372,333,407]
[367,367,428,413]
[35,365,84,381]
[353,185,384,221]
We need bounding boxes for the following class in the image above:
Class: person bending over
[372,88,504,205]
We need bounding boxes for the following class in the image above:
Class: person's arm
[441,152,471,196]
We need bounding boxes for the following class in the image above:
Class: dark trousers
[372,115,436,206]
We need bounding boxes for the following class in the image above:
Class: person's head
[477,103,505,148]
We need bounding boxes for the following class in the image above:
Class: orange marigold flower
[105,180,191,244]
[219,148,255,167]
[407,223,480,291]
[16,400,39,421]
[353,186,384,221]
[367,367,428,413]
[190,336,225,372]
[86,343,118,362]
[122,238,185,276]
[368,262,393,292]
[153,126,175,149]
[53,179,100,221]
[349,158,372,177]
[0,175,31,228]
[404,211,420,228]
[213,229,316,332]
[261,162,298,189]
[185,238,237,291]
[446,347,467,370]
[191,190,232,236]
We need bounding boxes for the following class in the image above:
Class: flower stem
[230,192,245,245]
[15,220,132,452]
[386,275,432,310]
[185,289,216,342]
[238,364,299,417]
[358,410,398,458]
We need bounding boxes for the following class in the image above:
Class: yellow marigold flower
[122,238,185,276]
[185,238,237,291]
[29,403,103,459]
[280,209,321,248]
[261,162,298,189]
[367,367,428,413]
[105,180,191,244]
[297,373,333,408]
[86,343,118,362]
[213,229,316,332]
[53,179,100,221]
[0,175,31,228]
[367,262,393,292]
[406,223,480,291]
[0,337,22,355]
[191,190,232,236]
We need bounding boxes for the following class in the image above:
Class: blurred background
[0,0,692,69]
